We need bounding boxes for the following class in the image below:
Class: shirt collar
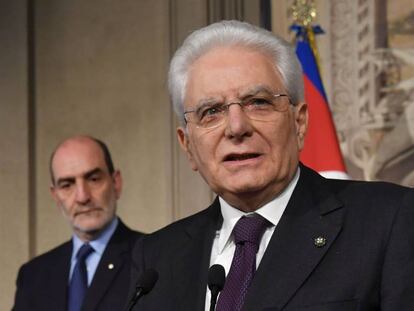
[71,217,118,259]
[217,167,300,255]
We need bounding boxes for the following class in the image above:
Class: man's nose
[224,103,253,140]
[75,181,91,205]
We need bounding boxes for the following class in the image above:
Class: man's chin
[217,186,261,203]
[73,221,108,240]
[221,177,267,194]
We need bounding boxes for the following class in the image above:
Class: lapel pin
[314,236,327,248]
[108,263,114,270]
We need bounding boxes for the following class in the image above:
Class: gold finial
[290,0,317,27]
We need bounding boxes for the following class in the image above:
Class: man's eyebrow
[56,176,75,186]
[191,85,275,110]
[55,168,104,185]
[84,168,104,179]
[195,97,223,108]
[187,97,224,115]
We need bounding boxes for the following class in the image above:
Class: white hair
[168,20,304,123]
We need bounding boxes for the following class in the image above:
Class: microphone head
[208,264,225,292]
[136,269,159,294]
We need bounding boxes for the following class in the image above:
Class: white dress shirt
[204,168,300,310]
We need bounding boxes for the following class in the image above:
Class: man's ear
[177,127,198,171]
[112,170,122,199]
[50,184,59,204]
[294,101,308,151]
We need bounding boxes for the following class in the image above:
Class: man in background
[130,20,414,310]
[13,135,142,311]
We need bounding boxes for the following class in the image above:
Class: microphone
[125,269,158,311]
[208,264,226,311]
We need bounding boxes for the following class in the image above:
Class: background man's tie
[68,243,94,311]
[216,215,269,311]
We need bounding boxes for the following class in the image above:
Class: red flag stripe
[300,75,346,172]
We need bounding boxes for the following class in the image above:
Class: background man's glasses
[183,94,292,129]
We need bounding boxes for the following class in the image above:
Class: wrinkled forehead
[184,46,285,107]
[193,84,280,108]
[52,138,107,178]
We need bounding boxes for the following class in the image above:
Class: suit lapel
[46,242,72,310]
[82,221,132,310]
[243,167,345,311]
[173,199,222,311]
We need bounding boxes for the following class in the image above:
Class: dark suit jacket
[130,165,414,310]
[13,219,142,311]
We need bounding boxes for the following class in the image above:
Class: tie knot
[77,243,94,261]
[233,215,269,246]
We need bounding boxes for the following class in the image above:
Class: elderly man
[130,21,414,310]
[13,135,142,311]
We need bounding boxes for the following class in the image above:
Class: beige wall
[1,0,260,309]
[34,0,176,253]
[0,0,30,308]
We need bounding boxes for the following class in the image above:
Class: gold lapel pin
[108,263,114,270]
[314,236,327,247]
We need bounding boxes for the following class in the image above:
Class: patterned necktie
[216,215,269,311]
[68,243,94,311]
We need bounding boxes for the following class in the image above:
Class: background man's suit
[130,165,414,310]
[13,220,142,311]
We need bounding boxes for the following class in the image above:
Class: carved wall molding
[272,0,413,185]
[329,0,413,185]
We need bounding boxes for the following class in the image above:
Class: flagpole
[290,0,349,179]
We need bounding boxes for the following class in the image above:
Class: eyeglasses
[183,93,292,129]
